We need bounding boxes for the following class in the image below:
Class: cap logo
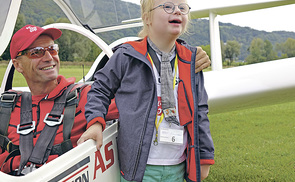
[26,26,38,33]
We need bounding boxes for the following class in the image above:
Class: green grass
[58,64,91,82]
[1,63,294,181]
[205,102,295,182]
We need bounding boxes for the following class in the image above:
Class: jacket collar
[124,37,193,63]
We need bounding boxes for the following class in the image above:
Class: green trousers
[120,162,185,182]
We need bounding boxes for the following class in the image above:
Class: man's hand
[201,165,211,181]
[77,122,103,150]
[195,47,211,73]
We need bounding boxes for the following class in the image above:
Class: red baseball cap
[10,24,62,59]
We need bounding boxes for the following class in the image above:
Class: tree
[263,40,277,61]
[246,38,278,64]
[85,42,102,62]
[224,40,241,65]
[51,18,101,62]
[44,17,55,25]
[277,38,295,58]
[246,38,265,64]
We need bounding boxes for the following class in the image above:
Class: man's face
[13,35,60,86]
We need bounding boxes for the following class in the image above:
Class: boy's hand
[77,122,103,150]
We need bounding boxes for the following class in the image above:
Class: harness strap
[0,84,86,174]
[28,84,75,166]
[17,92,34,175]
[50,84,86,156]
[0,92,19,152]
[50,140,73,156]
[0,98,77,163]
[63,89,77,141]
[0,92,18,136]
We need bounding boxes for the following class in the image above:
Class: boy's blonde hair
[138,0,191,38]
[138,0,154,38]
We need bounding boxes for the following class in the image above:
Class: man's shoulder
[71,83,91,93]
[69,83,91,103]
[0,90,22,106]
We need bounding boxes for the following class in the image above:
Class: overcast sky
[123,0,295,32]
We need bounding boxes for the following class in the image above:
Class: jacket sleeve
[196,71,215,165]
[105,98,119,121]
[85,48,125,129]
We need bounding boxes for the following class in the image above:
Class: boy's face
[148,0,188,39]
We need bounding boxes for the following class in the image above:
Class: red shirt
[0,75,118,173]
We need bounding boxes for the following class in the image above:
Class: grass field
[205,102,295,182]
[1,63,294,181]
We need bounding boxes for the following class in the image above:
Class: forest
[1,0,295,66]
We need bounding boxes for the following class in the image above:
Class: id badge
[159,127,184,145]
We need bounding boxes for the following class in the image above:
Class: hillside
[181,19,295,59]
[18,0,295,60]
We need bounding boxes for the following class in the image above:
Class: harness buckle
[1,93,17,103]
[19,163,38,175]
[6,140,12,153]
[44,113,64,127]
[66,89,78,105]
[17,121,36,135]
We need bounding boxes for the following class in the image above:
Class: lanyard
[148,53,178,145]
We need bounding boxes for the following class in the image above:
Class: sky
[123,0,295,33]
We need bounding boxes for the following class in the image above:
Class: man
[0,24,210,175]
[0,24,95,175]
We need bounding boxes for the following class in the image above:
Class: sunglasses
[150,2,191,15]
[16,44,59,59]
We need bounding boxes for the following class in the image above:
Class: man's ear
[12,58,23,73]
